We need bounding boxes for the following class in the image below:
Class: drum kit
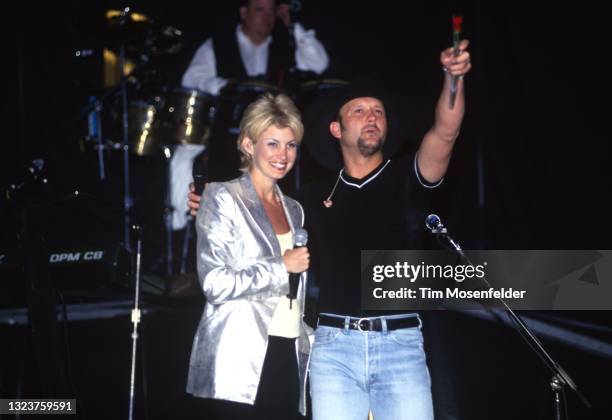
[79,8,349,277]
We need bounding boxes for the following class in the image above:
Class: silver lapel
[235,174,297,255]
[275,183,297,234]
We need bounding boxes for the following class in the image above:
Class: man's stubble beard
[357,136,384,157]
[339,119,386,158]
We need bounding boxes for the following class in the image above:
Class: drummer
[181,0,329,95]
[170,0,329,231]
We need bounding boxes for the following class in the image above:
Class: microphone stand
[118,38,133,253]
[77,7,154,252]
[428,219,591,419]
[128,224,143,420]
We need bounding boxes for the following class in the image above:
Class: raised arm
[181,39,229,95]
[417,39,472,183]
[276,4,329,74]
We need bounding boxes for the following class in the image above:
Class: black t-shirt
[293,153,438,317]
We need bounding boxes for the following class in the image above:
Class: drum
[106,98,161,157]
[214,80,280,135]
[154,88,215,148]
[127,100,160,156]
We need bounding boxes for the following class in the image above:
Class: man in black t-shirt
[189,40,472,419]
[298,60,469,418]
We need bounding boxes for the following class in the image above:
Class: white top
[182,23,329,95]
[170,143,206,230]
[267,230,301,338]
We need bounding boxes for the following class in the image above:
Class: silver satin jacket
[186,174,312,415]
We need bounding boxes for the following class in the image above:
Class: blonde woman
[187,93,311,419]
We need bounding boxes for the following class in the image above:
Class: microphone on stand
[425,214,447,234]
[283,0,302,35]
[287,228,308,308]
[425,214,468,263]
[424,218,590,414]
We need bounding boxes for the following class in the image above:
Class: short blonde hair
[237,93,304,171]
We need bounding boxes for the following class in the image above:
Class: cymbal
[104,9,183,56]
[105,9,151,45]
[106,9,150,24]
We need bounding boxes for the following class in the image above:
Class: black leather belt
[317,314,419,332]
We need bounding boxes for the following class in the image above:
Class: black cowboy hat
[301,83,410,171]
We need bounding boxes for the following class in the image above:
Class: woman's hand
[283,247,310,273]
[188,182,203,216]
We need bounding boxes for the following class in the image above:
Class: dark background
[1,1,611,419]
[4,0,611,249]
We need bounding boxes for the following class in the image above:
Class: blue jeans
[309,314,433,420]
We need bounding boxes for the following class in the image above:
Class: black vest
[212,24,296,86]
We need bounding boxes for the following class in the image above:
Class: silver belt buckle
[356,317,370,332]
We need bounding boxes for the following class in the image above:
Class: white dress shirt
[182,23,329,95]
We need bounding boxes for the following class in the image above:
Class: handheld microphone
[180,151,208,274]
[288,0,302,14]
[192,151,208,196]
[287,228,308,308]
